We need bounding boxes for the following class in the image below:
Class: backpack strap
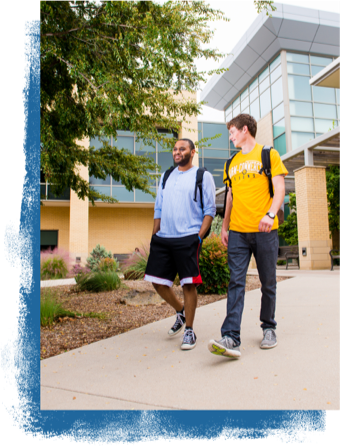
[194,167,207,209]
[259,145,274,198]
[223,153,237,218]
[162,166,176,189]
[194,167,212,239]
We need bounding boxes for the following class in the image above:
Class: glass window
[203,158,225,188]
[233,103,241,116]
[336,89,340,103]
[226,111,232,122]
[198,122,203,141]
[225,105,232,116]
[113,136,134,153]
[288,75,312,101]
[290,101,313,117]
[41,230,58,250]
[314,103,337,119]
[311,65,324,76]
[241,96,249,111]
[158,151,174,173]
[241,88,249,101]
[242,106,250,115]
[250,97,260,121]
[250,87,258,102]
[291,132,315,150]
[270,64,282,83]
[286,53,309,64]
[291,117,314,132]
[313,86,336,104]
[202,123,229,149]
[273,118,285,138]
[111,177,122,186]
[89,174,110,185]
[40,184,47,200]
[259,66,269,82]
[310,55,333,66]
[90,136,110,150]
[90,186,111,201]
[111,187,134,202]
[315,119,336,133]
[135,187,156,203]
[117,130,134,136]
[249,78,258,92]
[274,133,286,156]
[260,76,270,93]
[338,105,340,119]
[135,139,156,161]
[47,187,70,200]
[270,54,281,71]
[233,96,240,108]
[260,89,271,118]
[272,102,284,123]
[203,149,229,158]
[271,78,283,109]
[287,63,310,76]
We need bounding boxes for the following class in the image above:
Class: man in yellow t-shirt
[208,114,288,359]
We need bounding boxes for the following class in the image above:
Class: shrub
[40,248,70,280]
[72,264,91,280]
[97,257,119,273]
[76,271,121,292]
[197,234,230,295]
[210,215,223,236]
[277,193,298,246]
[86,244,113,271]
[40,289,76,326]
[121,244,149,280]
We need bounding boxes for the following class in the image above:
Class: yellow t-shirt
[223,143,288,232]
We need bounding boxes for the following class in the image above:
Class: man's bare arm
[221,188,233,247]
[199,215,213,240]
[152,218,161,235]
[258,175,285,232]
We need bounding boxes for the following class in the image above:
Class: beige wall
[176,91,199,167]
[69,139,90,264]
[41,206,70,253]
[89,207,154,254]
[256,112,273,147]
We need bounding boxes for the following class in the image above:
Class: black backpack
[223,145,274,217]
[162,166,211,239]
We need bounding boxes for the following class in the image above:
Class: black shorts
[144,234,202,287]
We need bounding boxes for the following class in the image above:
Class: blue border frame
[20,20,325,442]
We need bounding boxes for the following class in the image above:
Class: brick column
[294,166,331,270]
[69,138,89,264]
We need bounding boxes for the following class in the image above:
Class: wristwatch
[266,212,275,219]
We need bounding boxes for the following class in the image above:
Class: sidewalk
[41,269,339,410]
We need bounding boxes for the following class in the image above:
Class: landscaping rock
[119,289,164,306]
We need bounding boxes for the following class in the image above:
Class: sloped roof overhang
[309,57,340,88]
[201,2,340,111]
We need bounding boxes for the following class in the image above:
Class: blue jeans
[221,230,279,346]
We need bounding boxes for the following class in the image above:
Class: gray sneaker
[260,328,277,349]
[208,336,241,358]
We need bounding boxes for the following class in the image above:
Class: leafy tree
[326,165,339,234]
[278,193,298,246]
[41,0,275,203]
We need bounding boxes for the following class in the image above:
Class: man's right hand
[221,227,229,248]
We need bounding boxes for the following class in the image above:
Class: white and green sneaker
[260,329,277,349]
[208,336,241,358]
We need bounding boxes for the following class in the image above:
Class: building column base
[299,239,332,270]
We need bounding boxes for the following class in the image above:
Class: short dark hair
[227,114,257,138]
[177,138,195,151]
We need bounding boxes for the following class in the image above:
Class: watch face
[267,212,275,219]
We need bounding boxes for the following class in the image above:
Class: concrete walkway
[41,269,339,410]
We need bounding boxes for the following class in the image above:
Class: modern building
[41,2,339,270]
[201,2,340,270]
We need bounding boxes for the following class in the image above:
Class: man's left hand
[258,215,274,233]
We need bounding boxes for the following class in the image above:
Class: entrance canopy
[281,126,340,193]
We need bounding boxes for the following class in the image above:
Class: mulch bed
[40,275,289,359]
